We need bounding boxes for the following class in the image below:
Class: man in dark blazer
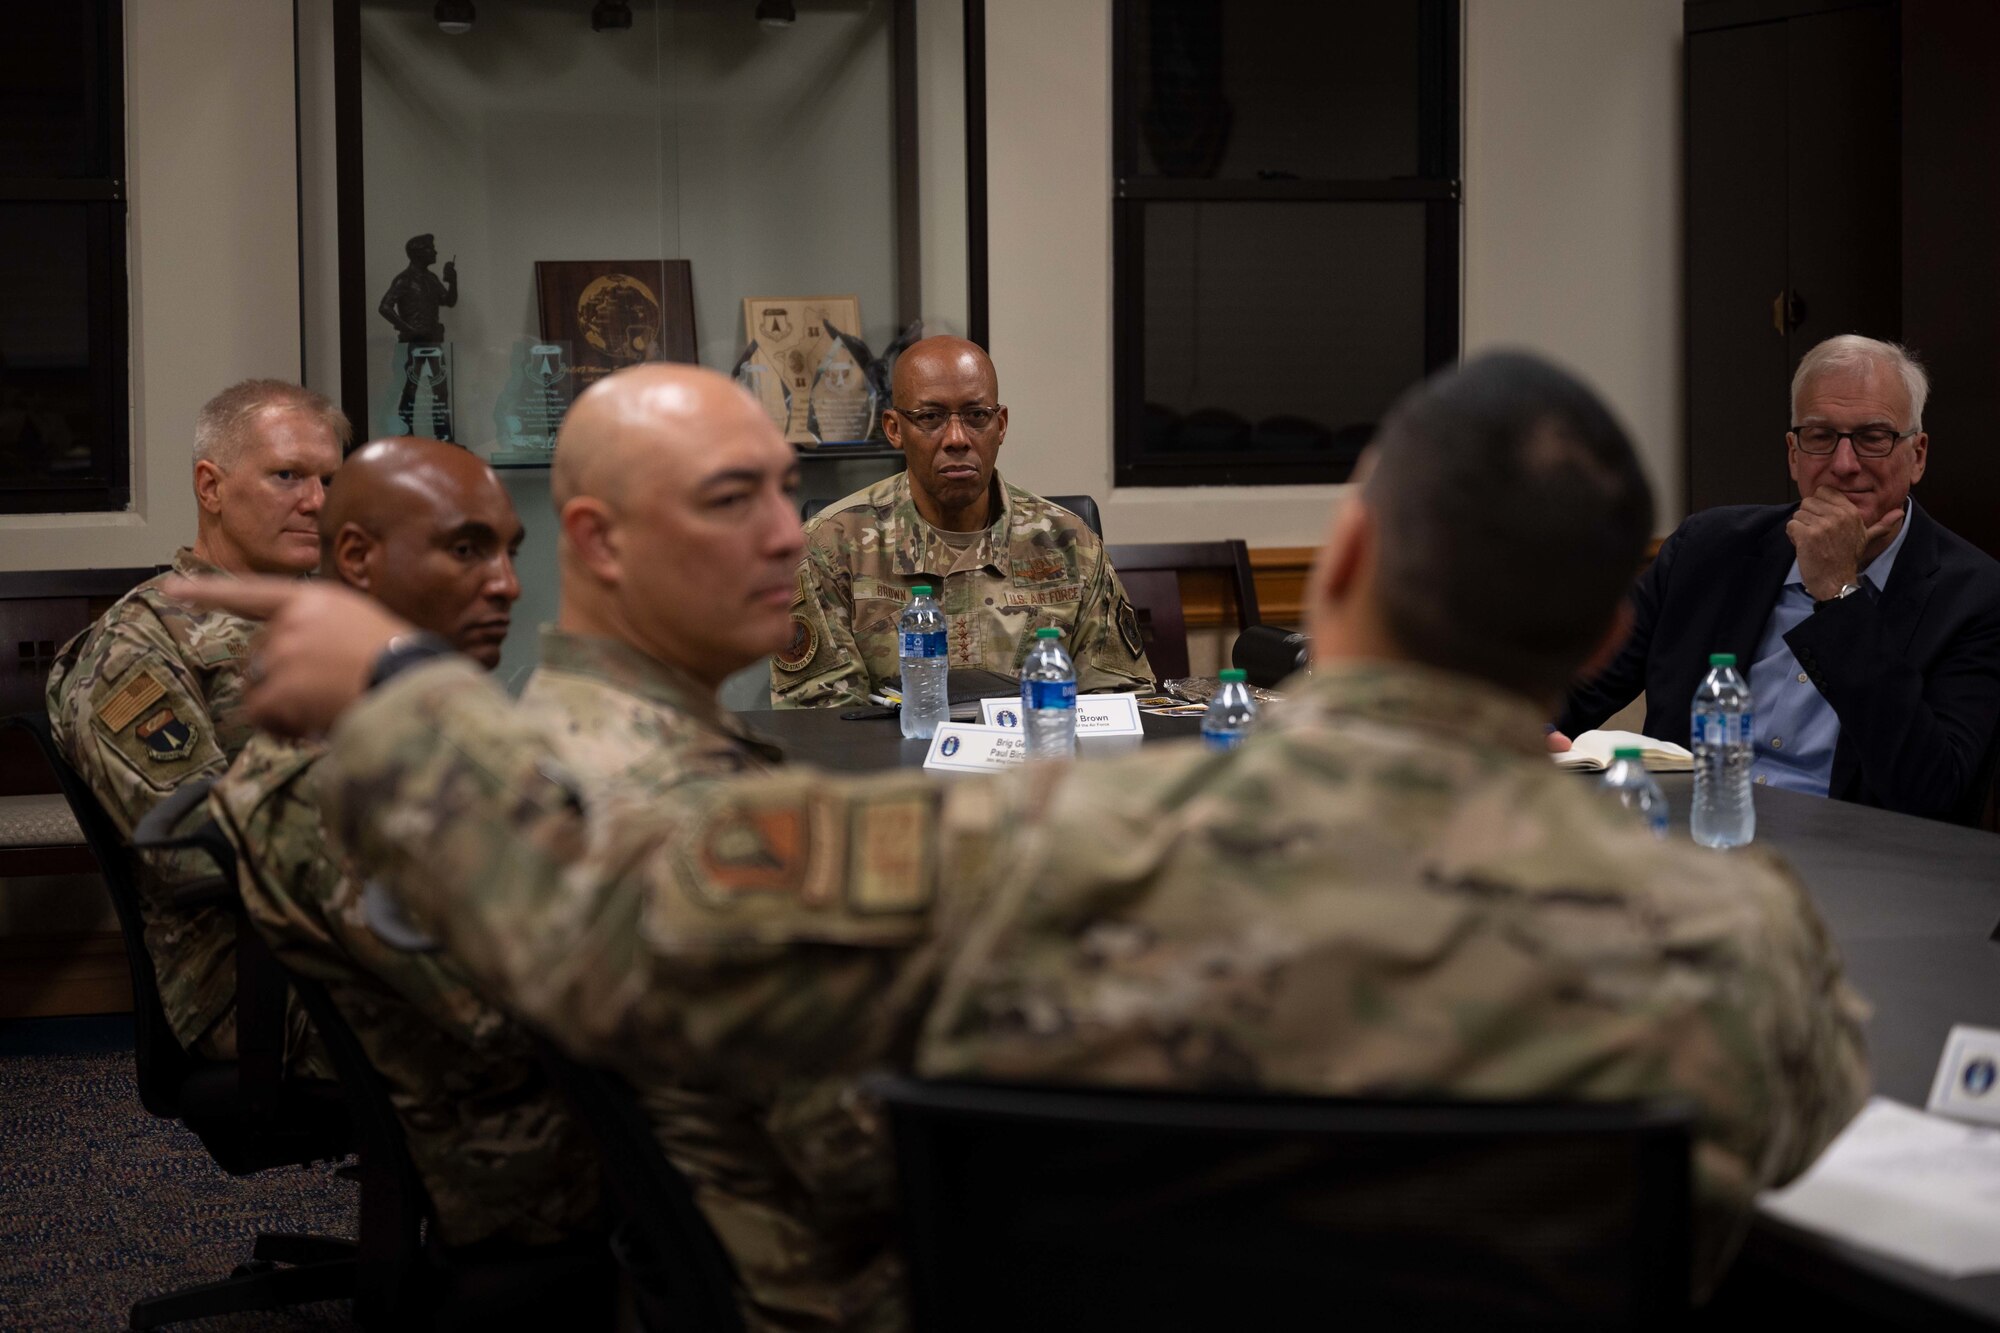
[1559,335,2000,823]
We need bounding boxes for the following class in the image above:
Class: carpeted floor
[0,1016,359,1330]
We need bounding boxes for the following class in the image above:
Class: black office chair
[865,1075,1694,1333]
[1103,539,1261,680]
[802,493,1104,538]
[4,713,357,1329]
[534,1042,747,1333]
[285,975,617,1329]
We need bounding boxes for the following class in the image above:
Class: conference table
[740,707,2000,1326]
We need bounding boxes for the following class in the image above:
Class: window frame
[0,0,131,515]
[1110,0,1461,488]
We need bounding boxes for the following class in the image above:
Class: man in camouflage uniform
[46,379,346,1063]
[182,353,1870,1315]
[208,435,608,1249]
[773,336,1152,706]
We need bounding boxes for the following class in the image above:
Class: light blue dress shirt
[1746,501,1912,796]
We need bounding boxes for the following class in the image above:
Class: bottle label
[900,630,946,659]
[1027,679,1076,710]
[1693,710,1751,747]
[1202,729,1246,752]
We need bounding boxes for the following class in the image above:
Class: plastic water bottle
[1020,627,1077,759]
[898,584,949,740]
[1690,651,1755,848]
[1202,668,1257,751]
[1601,746,1669,839]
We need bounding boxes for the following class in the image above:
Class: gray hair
[193,379,352,468]
[1790,335,1930,432]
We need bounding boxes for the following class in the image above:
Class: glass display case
[331,0,984,490]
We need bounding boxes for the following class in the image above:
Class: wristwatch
[367,630,456,689]
[1813,581,1864,611]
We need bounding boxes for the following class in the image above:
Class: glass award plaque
[378,341,456,442]
[490,339,575,464]
[805,319,878,446]
[733,340,792,439]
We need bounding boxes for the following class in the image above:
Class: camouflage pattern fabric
[507,630,906,1330]
[771,471,1153,708]
[44,548,295,1060]
[322,657,1867,1311]
[208,732,602,1248]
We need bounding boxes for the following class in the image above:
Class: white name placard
[1929,1024,2000,1127]
[978,692,1144,736]
[923,723,1026,773]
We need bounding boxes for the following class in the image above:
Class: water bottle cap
[910,584,933,597]
[1034,627,1064,639]
[1218,669,1247,682]
[1613,747,1643,760]
[1708,652,1736,667]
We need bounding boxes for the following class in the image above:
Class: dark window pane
[0,3,113,178]
[1130,0,1425,180]
[0,203,121,503]
[1137,201,1427,475]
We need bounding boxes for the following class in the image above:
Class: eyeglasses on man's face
[1789,425,1917,458]
[892,405,1004,436]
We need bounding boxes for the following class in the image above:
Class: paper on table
[1757,1098,2000,1277]
[1552,729,1693,773]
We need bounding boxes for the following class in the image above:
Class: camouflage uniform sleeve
[1072,547,1155,693]
[52,616,236,887]
[320,659,973,1081]
[769,543,873,709]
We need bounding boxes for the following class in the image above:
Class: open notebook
[1552,729,1693,773]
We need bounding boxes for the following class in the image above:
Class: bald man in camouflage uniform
[773,336,1151,706]
[182,354,1870,1317]
[47,379,345,1062]
[207,436,611,1249]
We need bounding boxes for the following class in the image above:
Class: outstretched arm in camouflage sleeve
[1071,552,1155,693]
[769,547,875,708]
[320,658,962,1081]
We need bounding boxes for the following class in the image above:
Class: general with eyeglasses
[1557,334,2000,822]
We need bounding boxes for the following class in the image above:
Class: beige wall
[0,0,302,572]
[982,0,1685,546]
[1463,0,1685,527]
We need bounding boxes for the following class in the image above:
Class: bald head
[892,335,998,406]
[322,437,524,668]
[551,363,805,690]
[552,364,775,511]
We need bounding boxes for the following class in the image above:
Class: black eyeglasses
[891,404,1004,436]
[1789,425,1916,457]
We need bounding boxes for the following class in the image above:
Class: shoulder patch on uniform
[774,610,817,673]
[135,706,196,761]
[99,669,168,733]
[848,794,935,914]
[1119,600,1144,659]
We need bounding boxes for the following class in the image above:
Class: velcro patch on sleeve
[98,670,168,733]
[774,609,818,673]
[1119,600,1145,659]
[848,795,935,914]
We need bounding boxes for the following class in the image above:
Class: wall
[980,0,1686,546]
[0,0,302,572]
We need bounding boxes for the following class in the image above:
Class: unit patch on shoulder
[135,707,196,762]
[696,804,809,899]
[1118,600,1145,659]
[98,670,168,733]
[774,610,818,673]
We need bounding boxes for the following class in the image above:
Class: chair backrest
[801,492,1104,538]
[535,1043,747,1333]
[4,710,192,1113]
[1103,540,1261,680]
[866,1076,1693,1333]
[286,973,433,1318]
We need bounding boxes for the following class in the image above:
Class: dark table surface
[738,711,2000,1322]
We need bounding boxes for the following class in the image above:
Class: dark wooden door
[1685,1,1900,514]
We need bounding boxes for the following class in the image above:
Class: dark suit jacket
[1559,500,2000,824]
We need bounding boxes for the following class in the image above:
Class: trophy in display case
[379,232,457,440]
[732,340,792,437]
[492,339,576,462]
[739,295,861,446]
[805,318,879,446]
